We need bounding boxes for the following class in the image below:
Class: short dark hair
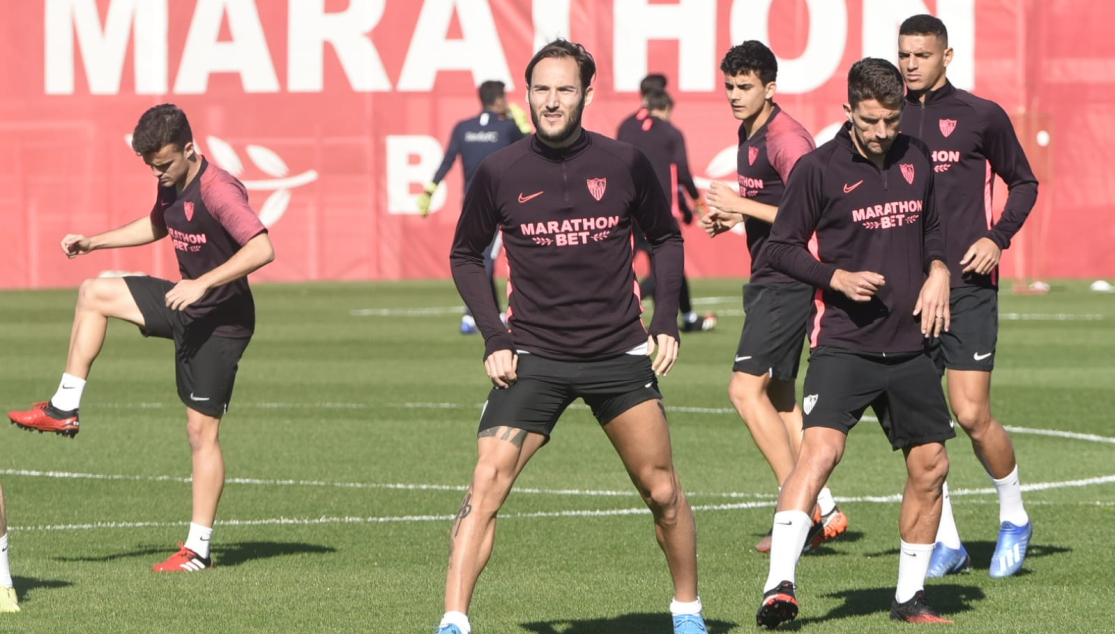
[644,89,673,112]
[131,104,192,155]
[478,80,506,107]
[639,74,667,96]
[525,39,596,91]
[899,14,949,47]
[847,58,905,110]
[720,40,778,85]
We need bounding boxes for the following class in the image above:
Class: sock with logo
[895,541,935,603]
[816,487,836,515]
[934,482,962,549]
[439,611,471,634]
[763,510,812,593]
[669,597,702,616]
[992,465,1029,526]
[184,523,213,559]
[50,373,86,412]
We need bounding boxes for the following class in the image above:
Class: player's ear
[183,141,197,160]
[943,47,954,68]
[843,103,853,122]
[764,80,777,100]
[583,84,595,107]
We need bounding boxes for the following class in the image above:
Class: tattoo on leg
[479,426,529,448]
[448,490,473,566]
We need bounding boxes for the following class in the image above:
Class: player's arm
[166,232,275,311]
[703,180,778,229]
[708,127,816,230]
[449,163,515,384]
[631,151,683,376]
[962,104,1040,274]
[418,124,466,216]
[62,214,168,258]
[914,168,951,336]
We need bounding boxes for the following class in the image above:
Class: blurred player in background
[417,80,530,334]
[756,58,954,626]
[8,104,275,572]
[898,14,1038,579]
[701,40,845,554]
[0,484,17,613]
[617,87,716,333]
[438,39,706,634]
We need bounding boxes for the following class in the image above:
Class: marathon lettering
[738,174,765,190]
[932,150,961,163]
[851,199,923,222]
[520,215,620,248]
[464,131,500,143]
[168,226,208,252]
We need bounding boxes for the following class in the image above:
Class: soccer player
[417,80,528,334]
[0,484,17,613]
[8,104,275,572]
[616,88,715,333]
[755,58,955,627]
[437,39,706,634]
[699,41,847,553]
[898,14,1039,579]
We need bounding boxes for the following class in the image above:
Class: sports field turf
[1,279,1112,633]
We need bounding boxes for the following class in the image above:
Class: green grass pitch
[1,279,1112,633]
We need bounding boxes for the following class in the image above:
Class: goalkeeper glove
[416,182,437,217]
[507,102,533,134]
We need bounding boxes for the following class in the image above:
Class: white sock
[763,510,812,593]
[184,523,213,559]
[992,465,1029,526]
[895,541,935,603]
[439,611,471,634]
[670,597,702,616]
[50,373,86,412]
[0,534,11,588]
[934,481,962,549]
[684,311,698,323]
[816,487,836,515]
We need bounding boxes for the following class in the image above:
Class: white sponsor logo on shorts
[803,394,818,415]
[974,352,993,361]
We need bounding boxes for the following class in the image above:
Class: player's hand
[705,180,745,214]
[416,183,437,217]
[647,333,679,376]
[484,349,518,388]
[165,279,210,311]
[914,261,951,337]
[830,269,886,302]
[959,237,1001,275]
[700,208,744,237]
[61,234,92,258]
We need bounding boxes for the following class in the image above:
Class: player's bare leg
[890,442,953,623]
[0,483,17,612]
[65,278,146,379]
[729,372,796,485]
[187,408,225,528]
[10,278,145,437]
[603,399,698,603]
[444,427,546,615]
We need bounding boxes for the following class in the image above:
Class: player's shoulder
[199,160,248,197]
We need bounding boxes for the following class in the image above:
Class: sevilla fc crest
[183,201,194,222]
[900,163,915,185]
[587,178,607,201]
[748,146,759,166]
[939,119,957,138]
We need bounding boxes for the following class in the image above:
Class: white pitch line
[1004,425,1115,445]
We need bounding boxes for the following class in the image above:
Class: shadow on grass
[521,613,736,633]
[865,540,1068,575]
[10,575,73,605]
[796,583,985,625]
[55,540,336,567]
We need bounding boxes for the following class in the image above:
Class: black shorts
[925,286,998,373]
[801,347,955,450]
[125,276,251,418]
[733,282,813,381]
[477,353,663,440]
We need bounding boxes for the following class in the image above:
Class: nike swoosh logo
[645,382,654,389]
[189,393,211,402]
[61,385,78,390]
[735,355,752,362]
[518,191,543,203]
[974,352,993,361]
[843,180,864,193]
[775,520,793,526]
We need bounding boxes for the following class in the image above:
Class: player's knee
[639,469,681,515]
[952,400,992,434]
[469,461,514,501]
[728,374,766,414]
[912,445,950,490]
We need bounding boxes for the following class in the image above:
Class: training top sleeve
[432,122,465,185]
[768,128,816,185]
[449,162,511,358]
[981,103,1039,250]
[766,156,837,289]
[629,149,684,340]
[202,174,267,246]
[921,164,947,271]
[671,127,700,200]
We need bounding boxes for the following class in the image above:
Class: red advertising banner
[0,0,1109,288]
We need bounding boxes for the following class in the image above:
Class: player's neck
[175,155,203,192]
[742,102,775,139]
